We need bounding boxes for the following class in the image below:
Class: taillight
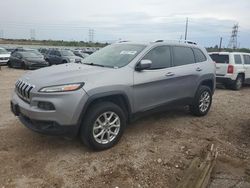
[227,65,234,74]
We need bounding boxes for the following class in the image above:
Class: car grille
[0,57,9,60]
[15,80,35,103]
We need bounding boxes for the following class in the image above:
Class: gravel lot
[0,66,250,188]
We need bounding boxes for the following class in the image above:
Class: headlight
[39,83,84,93]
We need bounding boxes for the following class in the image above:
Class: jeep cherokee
[11,41,216,150]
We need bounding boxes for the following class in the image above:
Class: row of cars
[0,47,92,69]
[1,45,250,91]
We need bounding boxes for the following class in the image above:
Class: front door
[133,45,178,112]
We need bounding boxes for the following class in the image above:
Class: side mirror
[135,59,152,71]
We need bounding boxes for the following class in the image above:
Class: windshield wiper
[83,62,105,67]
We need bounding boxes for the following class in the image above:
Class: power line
[88,29,94,42]
[228,24,239,49]
[30,29,36,40]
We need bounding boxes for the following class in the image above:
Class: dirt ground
[0,66,250,188]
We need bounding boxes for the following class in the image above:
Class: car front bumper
[10,88,88,136]
[0,59,9,65]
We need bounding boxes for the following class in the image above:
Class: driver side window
[142,46,171,69]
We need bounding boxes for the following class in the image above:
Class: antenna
[228,24,239,49]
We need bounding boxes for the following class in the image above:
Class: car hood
[63,55,80,59]
[19,63,114,88]
[24,57,46,62]
[0,54,10,58]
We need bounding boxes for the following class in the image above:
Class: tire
[45,59,51,66]
[21,62,27,70]
[7,61,12,68]
[80,102,127,150]
[232,75,243,90]
[189,86,212,116]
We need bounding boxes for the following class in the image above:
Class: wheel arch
[199,79,215,93]
[77,91,132,130]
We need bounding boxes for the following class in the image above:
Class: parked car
[11,41,215,150]
[38,48,49,55]
[73,50,89,58]
[45,49,82,65]
[0,47,10,65]
[5,47,15,53]
[209,52,250,90]
[8,51,49,69]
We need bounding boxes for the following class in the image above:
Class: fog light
[38,101,55,110]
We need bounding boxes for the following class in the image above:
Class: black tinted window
[16,53,22,58]
[210,54,229,64]
[55,51,61,56]
[234,55,242,64]
[193,48,207,62]
[49,50,54,55]
[143,46,171,69]
[173,46,195,66]
[243,55,250,65]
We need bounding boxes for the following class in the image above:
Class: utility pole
[219,37,223,51]
[228,24,239,49]
[184,18,188,40]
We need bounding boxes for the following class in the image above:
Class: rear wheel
[190,86,212,116]
[232,75,243,90]
[80,102,126,150]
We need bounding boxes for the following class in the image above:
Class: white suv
[209,52,250,90]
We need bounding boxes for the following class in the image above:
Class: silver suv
[11,41,216,150]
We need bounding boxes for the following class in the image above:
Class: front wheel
[190,86,212,116]
[80,102,126,150]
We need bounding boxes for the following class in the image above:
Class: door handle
[196,67,202,72]
[165,72,175,77]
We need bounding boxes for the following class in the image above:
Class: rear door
[210,53,229,76]
[170,46,200,99]
[243,54,250,83]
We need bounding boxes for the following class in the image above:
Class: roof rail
[117,40,130,43]
[154,39,197,45]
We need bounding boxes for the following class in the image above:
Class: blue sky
[0,0,249,47]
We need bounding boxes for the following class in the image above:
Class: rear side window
[243,55,250,65]
[55,51,61,56]
[234,55,242,64]
[143,46,171,69]
[193,48,207,62]
[210,54,229,64]
[173,46,195,66]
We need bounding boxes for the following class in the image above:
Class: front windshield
[61,50,75,56]
[82,44,146,68]
[26,50,43,57]
[0,48,8,54]
[21,52,41,58]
